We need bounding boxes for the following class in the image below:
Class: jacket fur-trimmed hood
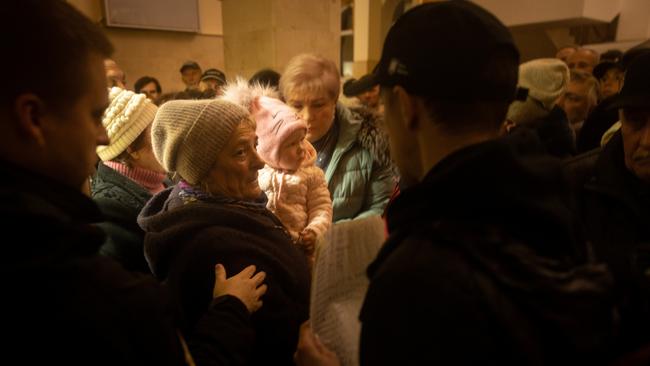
[339,104,394,171]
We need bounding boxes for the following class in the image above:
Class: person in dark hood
[296,2,615,366]
[139,98,311,366]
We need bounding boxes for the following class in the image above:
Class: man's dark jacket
[360,130,615,365]
[574,132,650,354]
[0,161,253,365]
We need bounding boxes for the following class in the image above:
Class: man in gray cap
[180,60,202,91]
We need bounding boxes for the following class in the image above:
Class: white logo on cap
[388,58,409,76]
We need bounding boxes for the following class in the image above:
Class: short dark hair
[134,76,162,94]
[249,69,281,89]
[1,0,113,111]
[420,47,518,133]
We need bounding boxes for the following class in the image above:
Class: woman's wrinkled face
[204,121,265,200]
[286,89,336,143]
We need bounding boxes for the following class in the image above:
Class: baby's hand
[299,228,317,256]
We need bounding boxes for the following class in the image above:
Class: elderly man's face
[567,50,599,73]
[202,79,224,95]
[621,108,650,183]
[204,121,265,200]
[558,80,595,125]
[182,68,202,88]
[287,90,337,143]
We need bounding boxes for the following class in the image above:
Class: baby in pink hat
[253,96,332,261]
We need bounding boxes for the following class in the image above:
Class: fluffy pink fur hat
[252,96,307,167]
[221,78,306,167]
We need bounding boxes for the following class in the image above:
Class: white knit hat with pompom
[96,87,158,161]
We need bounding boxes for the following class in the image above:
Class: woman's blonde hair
[280,53,340,102]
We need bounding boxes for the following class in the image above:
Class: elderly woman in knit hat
[91,87,165,273]
[138,99,310,366]
[503,58,576,158]
[221,79,332,264]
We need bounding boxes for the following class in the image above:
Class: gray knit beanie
[507,58,569,125]
[152,99,251,185]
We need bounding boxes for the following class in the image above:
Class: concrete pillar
[222,0,341,80]
[353,0,382,77]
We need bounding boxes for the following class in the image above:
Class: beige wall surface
[68,0,650,90]
[105,28,224,93]
[68,0,225,93]
[472,0,617,26]
[222,0,341,80]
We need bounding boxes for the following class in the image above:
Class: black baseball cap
[370,1,520,102]
[201,68,226,84]
[180,60,201,73]
[608,51,650,110]
[621,43,650,70]
[343,72,378,97]
[592,61,624,80]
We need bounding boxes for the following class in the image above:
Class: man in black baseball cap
[354,2,612,365]
[576,52,650,359]
[295,2,614,366]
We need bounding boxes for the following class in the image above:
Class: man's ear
[393,86,418,131]
[13,94,48,146]
[501,119,517,135]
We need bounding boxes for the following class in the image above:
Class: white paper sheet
[310,215,386,366]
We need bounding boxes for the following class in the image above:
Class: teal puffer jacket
[326,104,396,222]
